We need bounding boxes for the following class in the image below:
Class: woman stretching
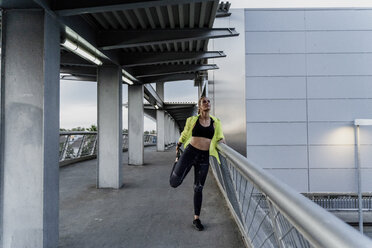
[170,96,225,231]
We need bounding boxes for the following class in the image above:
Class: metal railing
[304,193,372,211]
[59,131,156,165]
[210,143,372,248]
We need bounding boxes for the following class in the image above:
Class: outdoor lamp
[122,75,134,85]
[122,69,137,85]
[61,38,103,66]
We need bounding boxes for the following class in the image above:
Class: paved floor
[59,146,245,248]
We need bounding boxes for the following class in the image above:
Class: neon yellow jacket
[178,114,224,164]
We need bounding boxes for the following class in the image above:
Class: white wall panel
[309,146,354,169]
[308,99,372,121]
[245,32,306,53]
[310,169,356,192]
[244,9,372,192]
[305,10,372,30]
[245,10,305,31]
[307,31,372,53]
[308,123,354,145]
[267,169,308,192]
[307,54,372,76]
[246,54,306,76]
[247,146,308,169]
[358,126,372,145]
[307,76,372,99]
[246,100,306,122]
[247,123,307,145]
[246,77,306,99]
[361,169,372,191]
[358,146,372,168]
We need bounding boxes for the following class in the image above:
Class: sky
[60,80,198,131]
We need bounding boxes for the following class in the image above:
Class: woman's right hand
[176,142,182,154]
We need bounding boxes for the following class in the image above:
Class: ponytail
[197,96,205,115]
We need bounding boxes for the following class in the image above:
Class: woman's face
[199,97,211,112]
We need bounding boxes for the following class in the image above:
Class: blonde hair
[197,96,208,115]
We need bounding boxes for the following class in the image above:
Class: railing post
[267,200,285,248]
[91,134,98,156]
[61,135,71,161]
[76,135,86,158]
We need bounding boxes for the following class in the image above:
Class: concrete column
[97,66,122,188]
[172,119,175,144]
[172,118,176,142]
[128,85,144,165]
[197,81,202,99]
[169,116,172,144]
[0,10,60,247]
[156,82,164,101]
[175,123,179,142]
[170,120,173,144]
[156,83,165,151]
[173,121,176,143]
[164,114,167,147]
[196,76,207,99]
[203,78,208,97]
[156,110,165,151]
[196,78,202,99]
[165,114,170,146]
[175,124,179,142]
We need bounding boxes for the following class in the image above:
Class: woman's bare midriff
[190,136,211,151]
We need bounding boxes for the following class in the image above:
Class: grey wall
[208,9,247,156]
[245,9,372,193]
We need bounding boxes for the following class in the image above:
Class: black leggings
[170,144,209,216]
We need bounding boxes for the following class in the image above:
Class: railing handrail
[60,131,156,136]
[217,143,372,248]
[60,131,98,135]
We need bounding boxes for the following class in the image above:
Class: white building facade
[210,8,372,193]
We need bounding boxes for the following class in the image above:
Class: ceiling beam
[60,75,97,82]
[130,64,218,78]
[0,0,39,8]
[121,51,226,67]
[163,105,196,110]
[60,52,97,67]
[97,28,239,50]
[216,1,231,18]
[55,0,214,16]
[144,84,164,108]
[139,73,195,84]
[60,66,97,76]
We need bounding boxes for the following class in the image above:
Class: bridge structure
[1,0,372,247]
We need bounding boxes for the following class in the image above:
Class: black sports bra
[192,117,215,139]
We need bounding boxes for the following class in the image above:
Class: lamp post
[353,119,372,234]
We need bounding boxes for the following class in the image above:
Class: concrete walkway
[59,146,245,248]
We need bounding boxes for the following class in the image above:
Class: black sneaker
[193,219,204,231]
